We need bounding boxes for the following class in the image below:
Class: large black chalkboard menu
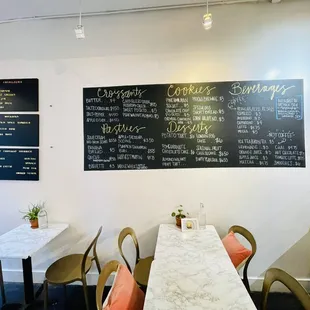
[0,79,38,111]
[83,79,305,171]
[0,149,39,180]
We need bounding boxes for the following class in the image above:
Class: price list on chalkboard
[0,114,39,146]
[0,79,38,111]
[0,149,39,181]
[0,78,39,181]
[83,79,305,171]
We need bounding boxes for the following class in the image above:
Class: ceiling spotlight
[75,0,85,39]
[202,0,212,30]
[203,13,212,30]
[75,25,85,39]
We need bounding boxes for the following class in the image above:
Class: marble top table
[0,223,69,308]
[143,224,256,310]
[0,223,69,259]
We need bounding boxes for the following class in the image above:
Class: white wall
[0,0,309,290]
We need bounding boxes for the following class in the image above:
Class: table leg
[22,257,34,305]
[0,260,6,305]
[0,258,56,310]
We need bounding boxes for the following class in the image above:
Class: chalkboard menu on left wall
[0,149,39,181]
[0,114,39,146]
[0,78,39,181]
[0,79,38,111]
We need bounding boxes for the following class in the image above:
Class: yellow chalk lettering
[167,121,178,132]
[229,82,296,100]
[167,84,216,97]
[97,87,147,100]
[167,121,212,134]
[101,123,146,135]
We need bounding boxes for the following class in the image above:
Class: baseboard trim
[249,276,310,292]
[2,269,114,286]
[3,270,310,292]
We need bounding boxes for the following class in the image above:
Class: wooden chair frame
[118,227,140,272]
[228,225,257,292]
[44,226,102,310]
[96,260,120,310]
[261,268,310,310]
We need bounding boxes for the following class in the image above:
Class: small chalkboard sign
[83,79,305,171]
[0,114,39,146]
[0,79,38,112]
[0,148,39,181]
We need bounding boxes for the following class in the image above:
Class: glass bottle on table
[38,208,48,229]
[198,203,206,229]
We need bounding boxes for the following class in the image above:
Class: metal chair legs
[44,278,91,310]
[44,280,48,310]
[82,277,90,310]
[63,284,68,308]
[94,257,101,274]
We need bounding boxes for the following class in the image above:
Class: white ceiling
[0,0,256,21]
[0,0,206,20]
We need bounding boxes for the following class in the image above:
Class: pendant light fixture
[202,0,212,30]
[75,0,85,39]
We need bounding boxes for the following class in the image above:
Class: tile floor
[0,283,305,310]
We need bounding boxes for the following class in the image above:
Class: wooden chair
[261,268,310,310]
[96,260,120,310]
[228,225,257,292]
[44,226,102,310]
[118,227,153,288]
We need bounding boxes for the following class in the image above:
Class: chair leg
[63,284,67,308]
[44,280,48,310]
[140,284,147,294]
[242,277,250,293]
[261,280,271,310]
[82,277,90,310]
[0,260,6,305]
[94,256,101,274]
[243,267,250,293]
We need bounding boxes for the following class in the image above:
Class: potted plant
[171,205,188,227]
[21,202,45,229]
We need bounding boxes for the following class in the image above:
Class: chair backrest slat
[96,260,120,310]
[81,226,103,274]
[228,225,256,292]
[118,227,140,273]
[261,268,310,310]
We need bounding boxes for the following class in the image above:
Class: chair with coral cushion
[96,260,145,310]
[118,227,154,288]
[261,268,310,310]
[44,226,102,310]
[222,225,256,292]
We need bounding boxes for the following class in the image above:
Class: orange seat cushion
[103,264,145,310]
[222,231,252,268]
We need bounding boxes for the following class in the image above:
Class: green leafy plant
[171,205,188,219]
[21,202,45,221]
